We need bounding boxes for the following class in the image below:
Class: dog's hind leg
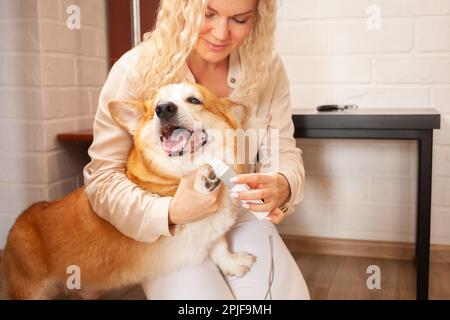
[4,276,58,300]
[3,251,58,300]
[2,213,58,300]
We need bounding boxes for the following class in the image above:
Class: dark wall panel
[107,0,160,69]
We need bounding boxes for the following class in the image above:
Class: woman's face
[194,0,258,64]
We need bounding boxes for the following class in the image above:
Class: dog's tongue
[161,127,191,154]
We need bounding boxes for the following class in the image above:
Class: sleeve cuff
[136,196,174,242]
[277,168,296,215]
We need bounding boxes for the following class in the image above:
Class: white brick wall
[0,0,108,247]
[276,0,450,245]
[1,0,449,248]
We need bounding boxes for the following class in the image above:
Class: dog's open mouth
[160,126,208,157]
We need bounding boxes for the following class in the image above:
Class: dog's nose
[155,102,178,121]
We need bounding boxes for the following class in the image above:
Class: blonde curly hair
[135,0,277,103]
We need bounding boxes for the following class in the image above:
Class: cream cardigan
[83,48,305,243]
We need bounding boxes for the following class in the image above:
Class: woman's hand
[230,172,291,224]
[169,168,222,225]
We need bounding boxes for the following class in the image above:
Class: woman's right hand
[168,168,222,225]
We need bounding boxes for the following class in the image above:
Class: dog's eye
[186,97,202,105]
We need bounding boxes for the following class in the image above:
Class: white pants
[141,210,310,300]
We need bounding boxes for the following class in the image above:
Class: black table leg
[416,130,433,300]
[296,128,434,300]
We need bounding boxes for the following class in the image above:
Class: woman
[84,0,309,299]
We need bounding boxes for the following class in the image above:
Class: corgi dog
[1,83,256,300]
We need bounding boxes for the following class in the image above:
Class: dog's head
[108,82,246,177]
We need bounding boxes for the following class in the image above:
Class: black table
[292,108,441,300]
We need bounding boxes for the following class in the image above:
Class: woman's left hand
[230,172,291,224]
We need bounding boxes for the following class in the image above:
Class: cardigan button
[230,78,236,84]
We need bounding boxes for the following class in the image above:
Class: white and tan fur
[1,83,255,300]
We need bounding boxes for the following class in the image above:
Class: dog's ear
[219,98,247,128]
[108,100,146,135]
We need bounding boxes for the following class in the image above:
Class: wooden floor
[1,250,449,300]
[295,252,416,300]
[297,252,450,300]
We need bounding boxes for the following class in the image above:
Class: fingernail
[265,216,272,221]
[230,192,238,198]
[242,202,250,209]
[230,177,238,183]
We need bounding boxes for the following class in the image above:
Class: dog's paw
[194,164,221,195]
[219,252,257,278]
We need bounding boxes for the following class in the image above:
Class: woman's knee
[225,219,310,300]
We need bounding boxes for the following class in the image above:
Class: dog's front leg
[209,236,256,278]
